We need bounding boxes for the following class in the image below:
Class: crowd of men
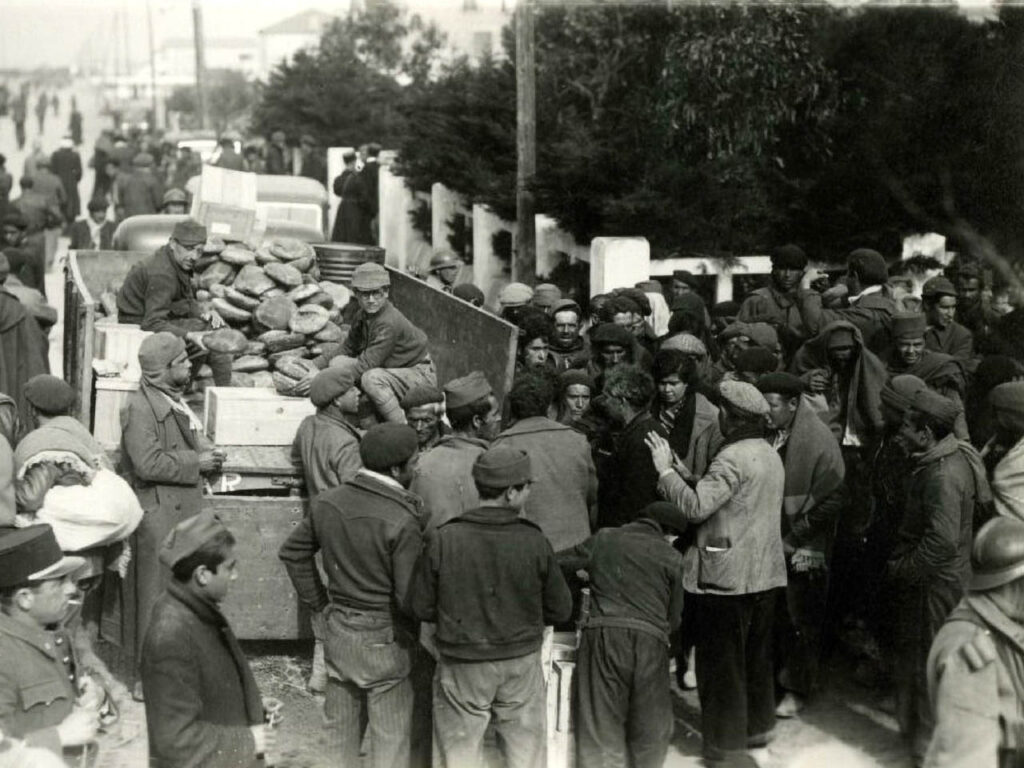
[4,212,1024,768]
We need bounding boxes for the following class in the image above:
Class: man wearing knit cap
[549,298,590,372]
[116,218,225,343]
[757,372,845,717]
[410,371,500,530]
[556,501,685,768]
[279,423,424,768]
[921,276,974,362]
[120,332,225,680]
[987,381,1024,522]
[799,247,904,355]
[401,386,445,451]
[646,380,785,764]
[0,254,49,431]
[330,262,435,424]
[925,516,1024,767]
[141,513,272,768]
[410,446,572,768]
[887,388,991,762]
[738,244,811,357]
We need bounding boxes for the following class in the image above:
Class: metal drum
[314,242,386,286]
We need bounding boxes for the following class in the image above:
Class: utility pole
[514,0,536,284]
[146,0,158,130]
[192,0,208,129]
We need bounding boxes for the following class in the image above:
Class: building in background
[258,9,339,80]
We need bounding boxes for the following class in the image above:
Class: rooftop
[259,9,338,36]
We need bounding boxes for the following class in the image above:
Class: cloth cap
[310,361,359,407]
[734,346,778,374]
[718,380,770,417]
[359,424,419,472]
[672,270,699,288]
[429,249,461,272]
[351,263,390,291]
[910,389,960,429]
[132,152,154,167]
[0,525,86,587]
[532,283,562,308]
[444,371,492,410]
[746,322,779,351]
[848,248,888,284]
[159,512,229,569]
[559,369,594,394]
[989,382,1024,423]
[86,197,108,213]
[590,323,634,348]
[170,219,207,247]
[635,280,663,295]
[880,374,928,413]
[638,501,689,533]
[401,386,444,409]
[162,188,187,205]
[712,300,740,318]
[826,327,857,349]
[770,244,808,270]
[452,283,485,305]
[498,282,534,307]
[138,332,187,377]
[756,372,804,398]
[472,446,531,488]
[719,322,754,343]
[891,312,928,340]
[971,517,1024,590]
[922,276,957,300]
[550,298,582,319]
[661,333,707,356]
[24,374,76,415]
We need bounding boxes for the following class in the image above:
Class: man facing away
[410,446,573,768]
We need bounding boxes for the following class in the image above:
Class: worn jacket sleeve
[330,441,363,487]
[141,629,256,768]
[788,485,844,547]
[657,454,739,524]
[391,517,424,615]
[351,316,398,375]
[799,291,876,339]
[408,533,439,622]
[541,541,574,626]
[121,400,201,486]
[140,271,188,336]
[556,534,595,576]
[278,513,328,612]
[888,470,965,584]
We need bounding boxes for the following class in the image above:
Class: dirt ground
[94,639,912,768]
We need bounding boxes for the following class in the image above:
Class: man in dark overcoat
[0,253,49,429]
[330,150,371,244]
[50,138,82,224]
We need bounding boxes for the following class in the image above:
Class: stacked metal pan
[313,243,386,286]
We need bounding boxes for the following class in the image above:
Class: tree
[166,69,257,133]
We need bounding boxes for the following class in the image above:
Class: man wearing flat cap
[279,423,425,767]
[497,282,534,324]
[116,218,226,347]
[925,516,1024,767]
[120,332,225,680]
[0,525,103,758]
[410,445,572,768]
[401,385,446,451]
[921,276,974,363]
[757,372,845,717]
[646,380,785,765]
[410,371,501,531]
[0,252,49,431]
[141,512,273,768]
[548,298,590,372]
[887,388,991,763]
[738,244,811,359]
[556,501,685,768]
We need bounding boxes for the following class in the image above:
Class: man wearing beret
[0,252,49,431]
[557,501,685,768]
[757,372,845,718]
[279,423,425,768]
[141,513,273,767]
[738,244,811,358]
[887,389,991,763]
[0,526,103,759]
[925,516,1024,767]
[120,333,225,682]
[402,386,446,452]
[410,371,501,531]
[921,277,974,363]
[410,446,572,768]
[116,218,226,345]
[647,381,786,765]
[548,299,590,372]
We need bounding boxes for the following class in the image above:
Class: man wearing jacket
[66,198,115,251]
[141,513,272,768]
[279,424,424,768]
[410,446,573,768]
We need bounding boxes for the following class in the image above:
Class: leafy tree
[166,69,256,133]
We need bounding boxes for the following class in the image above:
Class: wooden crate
[93,376,139,449]
[190,166,258,240]
[204,387,315,446]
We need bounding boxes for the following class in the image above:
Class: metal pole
[146,0,158,130]
[514,0,536,284]
[192,0,207,129]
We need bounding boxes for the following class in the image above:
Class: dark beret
[848,248,888,285]
[590,323,634,348]
[756,372,804,398]
[734,346,778,374]
[770,244,808,270]
[359,424,419,472]
[24,375,76,415]
[672,270,699,288]
[401,386,444,409]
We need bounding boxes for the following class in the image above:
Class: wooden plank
[385,267,519,401]
[212,496,311,640]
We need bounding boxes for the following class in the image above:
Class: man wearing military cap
[424,249,463,293]
[116,218,226,345]
[888,388,992,763]
[0,525,102,758]
[921,276,973,362]
[925,516,1024,767]
[410,445,572,768]
[279,423,425,767]
[141,512,273,768]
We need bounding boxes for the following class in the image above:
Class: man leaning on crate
[115,219,234,383]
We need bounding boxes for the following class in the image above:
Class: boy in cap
[326,262,436,424]
[0,525,102,758]
[410,446,572,768]
[409,371,501,531]
[279,424,424,768]
[401,386,446,451]
[921,276,973,362]
[141,512,273,768]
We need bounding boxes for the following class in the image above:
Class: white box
[204,387,315,446]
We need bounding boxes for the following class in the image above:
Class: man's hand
[204,310,225,330]
[250,724,278,757]
[645,431,674,474]
[56,707,100,747]
[803,369,830,394]
[184,331,207,351]
[292,373,314,398]
[77,675,105,712]
[198,449,224,475]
